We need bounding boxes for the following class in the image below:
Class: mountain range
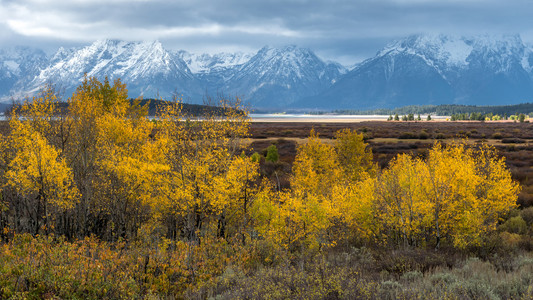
[1,34,533,110]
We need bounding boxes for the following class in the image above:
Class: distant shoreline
[249,114,448,123]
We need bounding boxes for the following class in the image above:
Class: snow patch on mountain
[4,61,19,73]
[177,51,253,73]
[523,47,533,73]
[379,34,474,71]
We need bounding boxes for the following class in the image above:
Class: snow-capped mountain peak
[300,33,533,110]
[378,34,474,69]
[3,35,533,110]
[222,44,344,108]
[369,33,533,89]
[23,39,197,99]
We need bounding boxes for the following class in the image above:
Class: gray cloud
[1,0,532,64]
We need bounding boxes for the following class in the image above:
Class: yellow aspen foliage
[334,176,377,241]
[424,142,519,249]
[251,186,324,252]
[472,144,520,224]
[371,141,519,249]
[26,75,159,239]
[214,154,260,241]
[250,182,282,240]
[254,128,381,251]
[289,130,341,249]
[6,117,78,211]
[334,128,377,182]
[154,96,253,242]
[17,85,59,142]
[0,137,9,214]
[66,76,122,200]
[96,111,168,207]
[423,142,480,248]
[292,129,342,197]
[374,154,432,247]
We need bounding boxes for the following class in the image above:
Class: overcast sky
[1,0,533,65]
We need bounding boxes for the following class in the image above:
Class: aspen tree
[6,105,78,235]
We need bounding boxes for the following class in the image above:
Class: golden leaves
[372,141,519,249]
[7,133,78,210]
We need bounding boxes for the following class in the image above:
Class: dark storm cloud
[1,0,532,64]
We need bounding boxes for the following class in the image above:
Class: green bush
[265,144,279,163]
[418,131,429,139]
[251,152,262,163]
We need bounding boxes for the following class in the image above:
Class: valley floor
[2,120,533,299]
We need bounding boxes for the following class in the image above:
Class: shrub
[501,138,526,144]
[251,152,262,163]
[377,280,403,300]
[435,133,446,139]
[494,278,530,299]
[399,132,415,139]
[500,216,528,235]
[430,271,457,286]
[450,279,499,300]
[492,132,503,139]
[418,131,429,139]
[520,207,533,225]
[500,232,522,249]
[401,270,423,282]
[265,144,279,163]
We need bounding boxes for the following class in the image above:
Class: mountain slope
[4,42,341,107]
[0,46,48,99]
[2,36,533,110]
[222,45,342,108]
[299,34,533,110]
[175,50,253,74]
[28,40,202,100]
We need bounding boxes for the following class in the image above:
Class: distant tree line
[138,98,246,117]
[387,113,430,121]
[6,98,244,118]
[330,103,533,116]
[450,112,528,122]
